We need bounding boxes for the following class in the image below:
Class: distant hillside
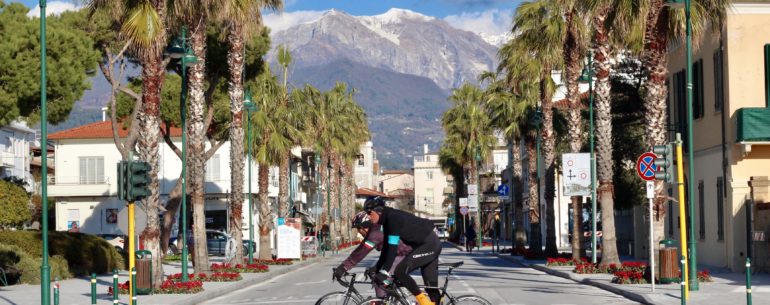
[291,59,449,168]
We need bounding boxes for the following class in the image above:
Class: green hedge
[0,231,124,276]
[0,243,71,284]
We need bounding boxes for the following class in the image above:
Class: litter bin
[135,250,153,295]
[658,239,679,284]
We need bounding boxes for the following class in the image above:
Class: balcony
[736,107,770,156]
[48,176,112,197]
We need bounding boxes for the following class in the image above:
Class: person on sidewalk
[365,196,442,305]
[332,211,411,302]
[465,224,477,253]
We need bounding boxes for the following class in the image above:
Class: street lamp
[579,51,598,264]
[665,0,698,292]
[39,1,51,304]
[315,154,321,232]
[530,104,544,251]
[326,155,334,252]
[475,149,482,250]
[165,26,198,282]
[244,91,257,264]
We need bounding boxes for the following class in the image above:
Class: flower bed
[253,258,293,265]
[211,263,269,273]
[546,257,588,266]
[575,261,647,275]
[697,270,712,282]
[109,280,204,295]
[612,270,647,284]
[167,272,242,282]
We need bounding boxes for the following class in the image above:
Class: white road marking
[294,279,326,285]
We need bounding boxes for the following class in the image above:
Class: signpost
[459,198,468,207]
[497,184,510,200]
[646,180,656,292]
[468,196,479,212]
[636,152,658,182]
[562,153,591,196]
[637,152,658,293]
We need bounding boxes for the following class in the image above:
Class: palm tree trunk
[564,9,586,260]
[257,164,272,259]
[526,138,542,253]
[594,6,621,267]
[227,23,246,264]
[137,53,166,286]
[642,0,670,259]
[541,77,559,257]
[512,138,527,249]
[331,154,341,244]
[278,156,289,217]
[186,24,211,273]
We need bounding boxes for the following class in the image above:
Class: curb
[170,250,348,305]
[496,255,656,305]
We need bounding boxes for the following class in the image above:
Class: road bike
[315,271,370,305]
[355,261,492,305]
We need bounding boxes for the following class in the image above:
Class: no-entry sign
[636,152,658,181]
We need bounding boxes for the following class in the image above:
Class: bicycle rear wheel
[315,291,362,305]
[449,295,492,305]
[354,297,410,305]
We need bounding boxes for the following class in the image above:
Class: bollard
[91,273,97,304]
[746,258,752,305]
[53,278,60,305]
[131,267,137,305]
[112,269,119,304]
[680,258,686,305]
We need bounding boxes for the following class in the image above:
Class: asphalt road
[202,244,638,305]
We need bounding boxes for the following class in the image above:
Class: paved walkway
[0,250,349,305]
[460,240,769,305]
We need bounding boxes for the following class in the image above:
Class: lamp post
[475,149,482,250]
[665,0,698,291]
[315,154,321,232]
[532,105,544,251]
[39,1,51,304]
[244,92,256,264]
[327,156,333,250]
[166,26,199,282]
[579,51,598,264]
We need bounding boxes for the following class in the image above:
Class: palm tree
[439,146,465,241]
[508,0,563,256]
[220,0,282,264]
[640,0,731,259]
[88,0,168,286]
[442,83,496,244]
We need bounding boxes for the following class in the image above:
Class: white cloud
[263,10,326,35]
[26,1,84,18]
[443,8,513,36]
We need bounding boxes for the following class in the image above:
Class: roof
[49,121,182,140]
[355,188,392,198]
[388,188,414,196]
[553,91,590,110]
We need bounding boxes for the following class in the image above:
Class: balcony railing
[48,176,109,185]
[737,107,770,142]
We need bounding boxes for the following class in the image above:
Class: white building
[413,144,449,218]
[0,121,36,192]
[354,141,379,190]
[47,121,300,243]
[379,169,413,195]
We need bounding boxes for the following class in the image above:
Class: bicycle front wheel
[354,297,411,305]
[449,295,492,305]
[315,291,362,305]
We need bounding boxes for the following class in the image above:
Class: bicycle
[315,271,369,305]
[355,261,492,305]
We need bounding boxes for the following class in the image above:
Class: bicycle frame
[373,263,464,304]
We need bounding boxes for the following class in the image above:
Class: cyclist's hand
[333,265,346,280]
[372,271,392,287]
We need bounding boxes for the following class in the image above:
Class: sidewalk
[0,250,348,305]
[451,240,769,305]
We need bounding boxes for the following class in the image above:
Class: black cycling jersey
[375,206,436,272]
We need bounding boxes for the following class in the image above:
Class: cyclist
[332,211,412,301]
[365,196,442,305]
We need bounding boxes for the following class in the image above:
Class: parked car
[205,230,256,256]
[97,234,125,251]
[435,227,448,240]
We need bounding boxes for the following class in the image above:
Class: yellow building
[665,1,770,272]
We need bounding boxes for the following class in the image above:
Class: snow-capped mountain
[478,31,513,47]
[268,8,499,90]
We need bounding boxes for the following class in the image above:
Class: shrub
[0,243,72,285]
[0,231,123,276]
[0,179,32,228]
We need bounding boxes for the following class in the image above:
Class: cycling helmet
[363,196,386,213]
[351,211,372,228]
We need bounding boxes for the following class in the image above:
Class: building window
[205,154,220,182]
[78,156,104,184]
[693,59,704,119]
[713,49,724,112]
[717,177,725,241]
[426,156,430,162]
[698,180,705,240]
[358,158,365,166]
[427,171,433,180]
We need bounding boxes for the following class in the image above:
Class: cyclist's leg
[393,235,440,304]
[419,235,442,302]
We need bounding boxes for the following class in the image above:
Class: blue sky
[16,0,523,35]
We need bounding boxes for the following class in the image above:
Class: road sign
[468,184,478,195]
[460,207,469,216]
[562,153,591,196]
[468,196,478,212]
[459,198,468,207]
[646,181,655,199]
[636,152,658,181]
[497,184,509,196]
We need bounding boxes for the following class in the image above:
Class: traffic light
[653,144,674,183]
[117,161,128,201]
[127,160,152,201]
